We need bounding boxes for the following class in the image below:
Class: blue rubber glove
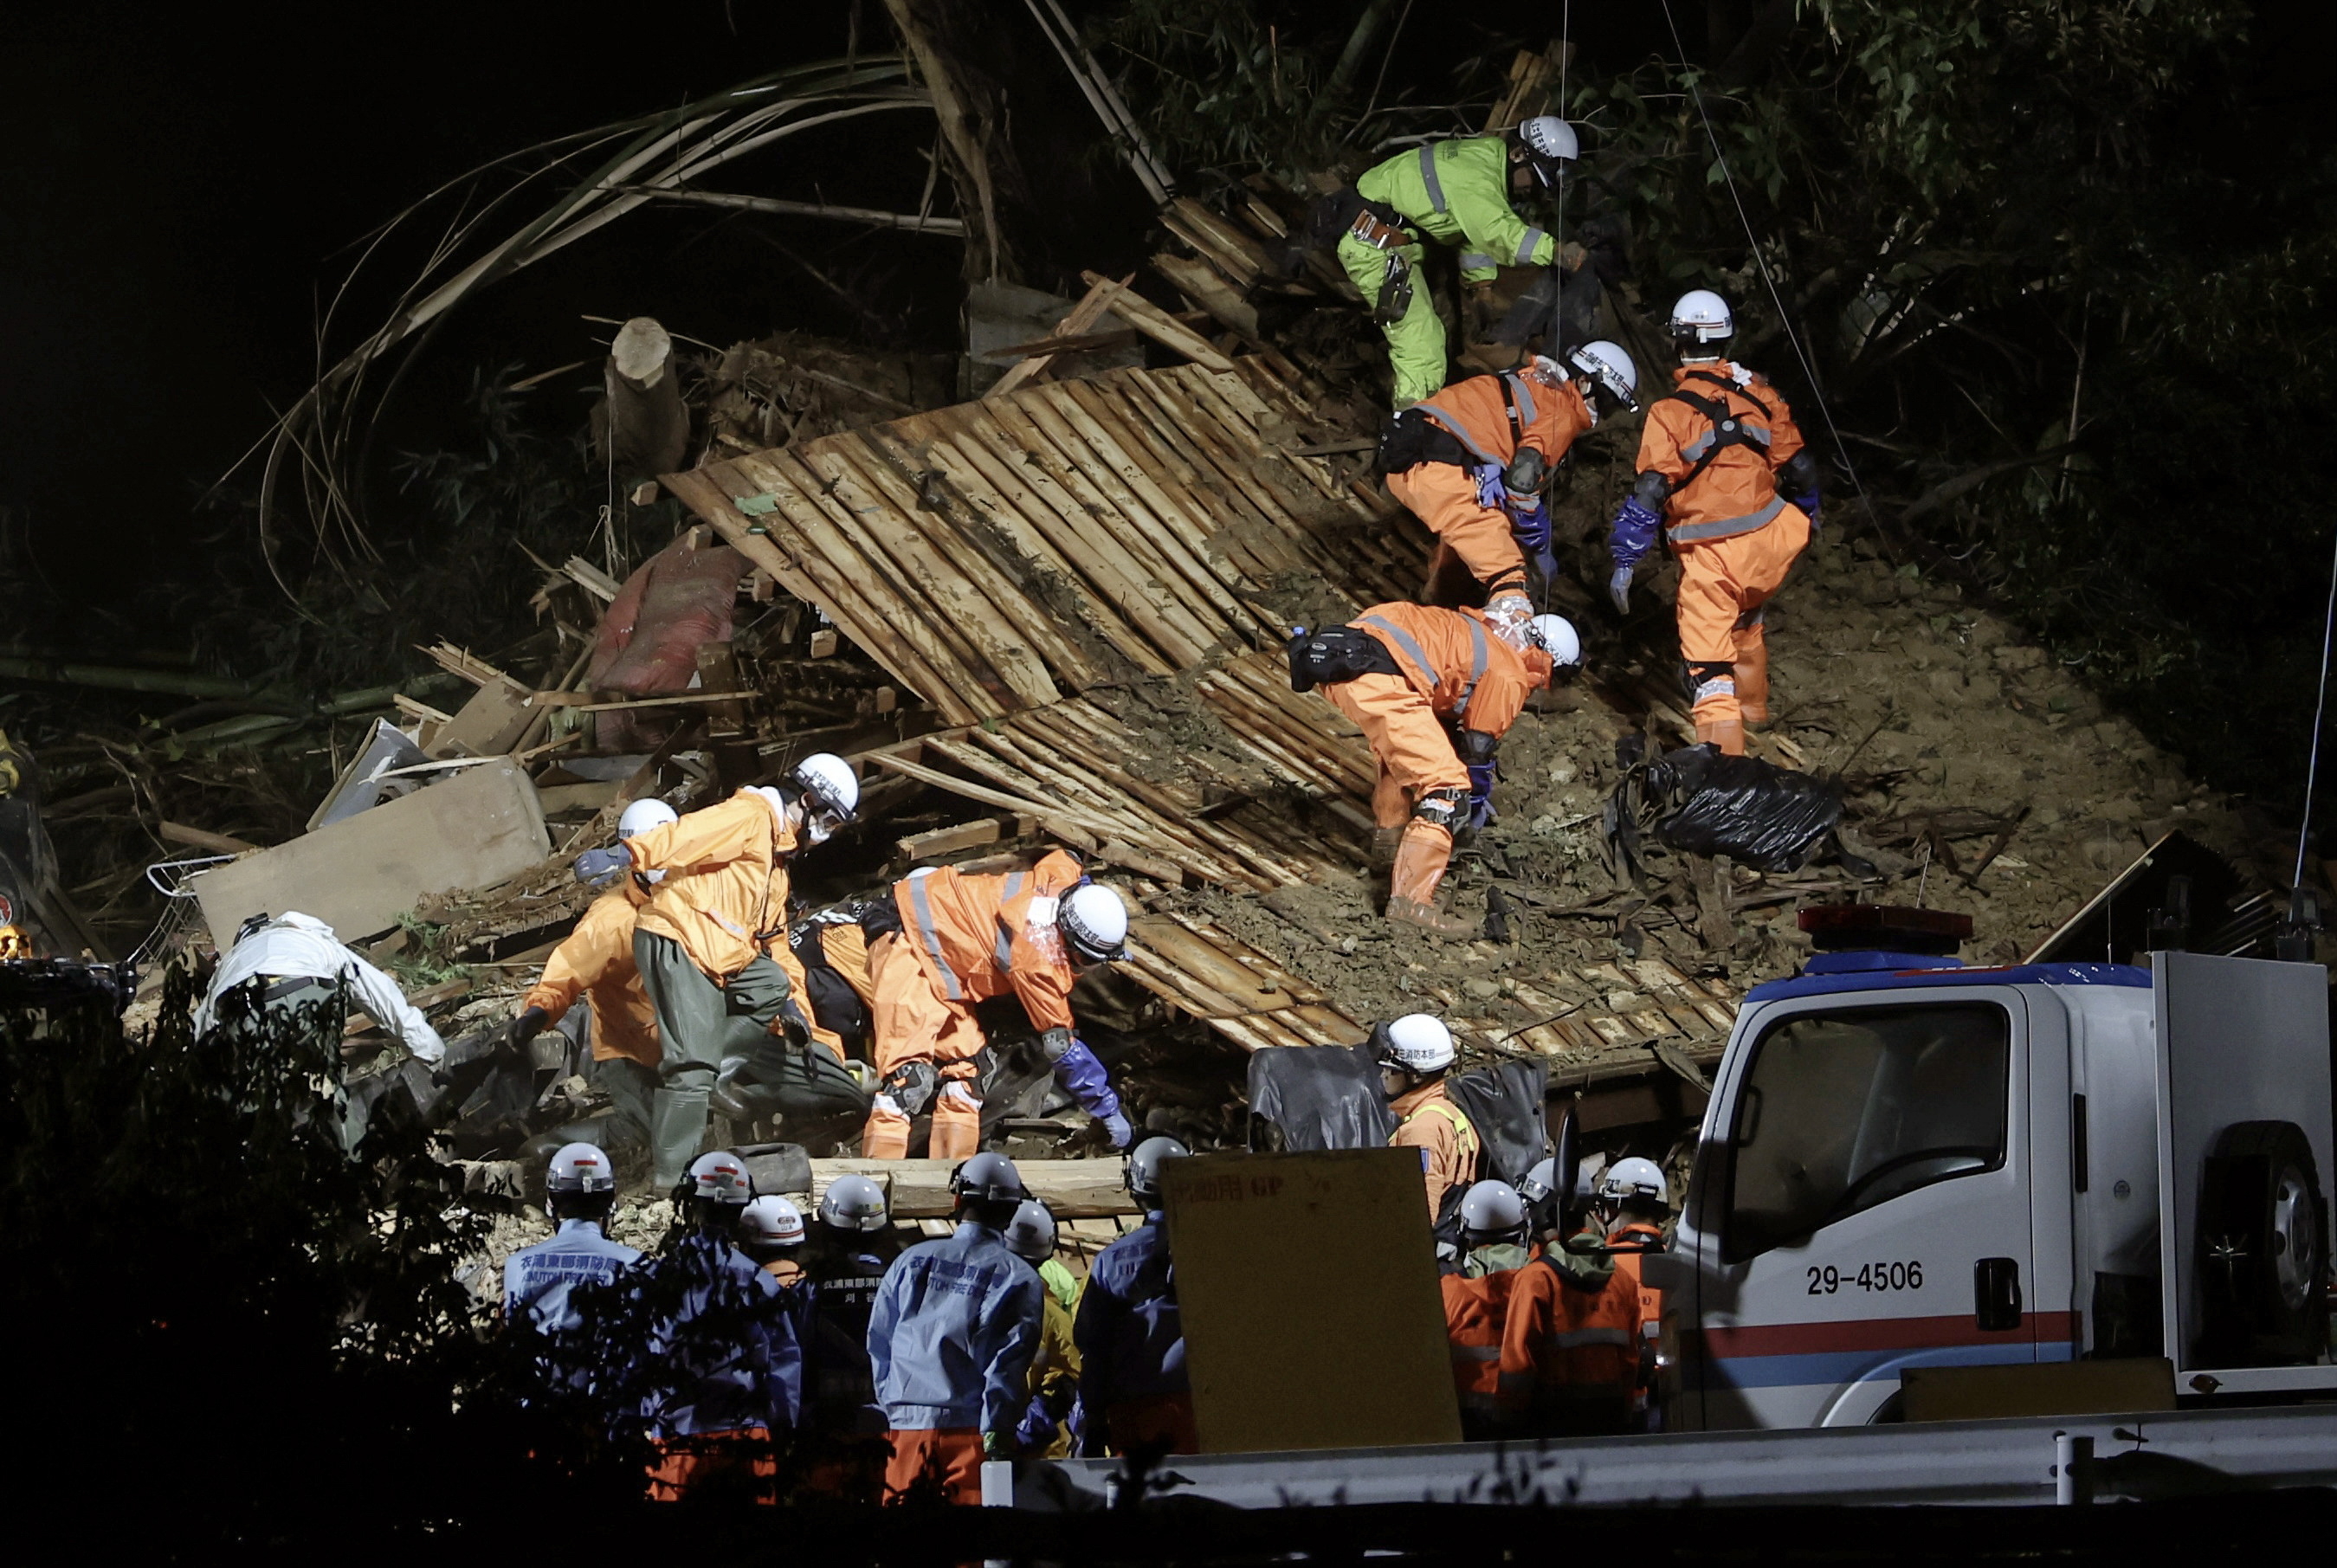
[1789,488,1821,539]
[1607,564,1636,616]
[1609,494,1662,571]
[1101,1111,1133,1149]
[573,844,631,887]
[1466,759,1497,830]
[1014,1391,1056,1452]
[1508,500,1557,578]
[1472,461,1507,513]
[1050,1038,1124,1126]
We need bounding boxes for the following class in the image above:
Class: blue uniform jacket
[505,1218,642,1332]
[1073,1214,1186,1440]
[638,1229,804,1437]
[804,1238,894,1435]
[867,1222,1044,1433]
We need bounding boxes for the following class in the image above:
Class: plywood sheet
[1164,1149,1461,1452]
[191,759,549,943]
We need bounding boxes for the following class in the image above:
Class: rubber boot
[1733,633,1770,726]
[650,1084,713,1190]
[1694,715,1746,756]
[1385,821,1474,936]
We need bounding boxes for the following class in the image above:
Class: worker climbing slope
[1074,1136,1194,1457]
[1292,604,1578,933]
[1375,1016,1479,1223]
[513,797,676,1148]
[861,851,1133,1159]
[571,753,859,1187]
[1607,291,1822,754]
[1328,117,1585,408]
[1381,345,1638,643]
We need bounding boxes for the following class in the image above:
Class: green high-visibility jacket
[1356,137,1558,285]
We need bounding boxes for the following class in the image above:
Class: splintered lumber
[806,1158,1139,1217]
[418,643,524,691]
[987,272,1133,400]
[1151,251,1261,338]
[1078,270,1236,371]
[896,816,1009,861]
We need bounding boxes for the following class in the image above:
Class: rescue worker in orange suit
[1591,1156,1672,1429]
[1374,1016,1479,1223]
[1439,1180,1533,1439]
[1379,343,1638,647]
[513,797,677,1144]
[1074,1136,1195,1456]
[861,852,1133,1160]
[571,753,861,1189]
[1606,289,1822,755]
[867,1152,1045,1504]
[1294,603,1579,933]
[1501,1155,1645,1436]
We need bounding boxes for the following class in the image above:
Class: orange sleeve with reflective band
[1634,397,1696,488]
[1000,850,1085,1034]
[524,888,638,1023]
[1456,636,1546,739]
[1523,382,1592,467]
[625,790,790,876]
[1351,603,1539,739]
[1759,376,1806,467]
[1416,375,1520,464]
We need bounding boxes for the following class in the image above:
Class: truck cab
[1644,915,2335,1430]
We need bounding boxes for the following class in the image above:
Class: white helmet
[1527,615,1581,668]
[686,1150,753,1205]
[1669,289,1734,345]
[546,1140,617,1196]
[1125,1134,1191,1207]
[817,1172,890,1233]
[1376,1013,1455,1074]
[1458,1179,1529,1240]
[1567,339,1638,410]
[951,1151,1028,1205]
[1518,115,1578,165]
[739,1194,806,1249]
[1060,882,1129,965]
[792,752,859,843]
[1002,1198,1058,1263]
[1598,1155,1669,1211]
[617,798,678,883]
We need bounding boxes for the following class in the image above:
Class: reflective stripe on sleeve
[1667,494,1788,545]
[1514,227,1546,265]
[1417,145,1448,213]
[907,874,963,1000]
[1460,251,1495,274]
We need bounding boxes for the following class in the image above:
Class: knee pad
[1412,787,1468,831]
[883,1058,939,1117]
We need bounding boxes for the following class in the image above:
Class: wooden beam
[1079,270,1236,372]
[804,1158,1139,1218]
[986,272,1133,399]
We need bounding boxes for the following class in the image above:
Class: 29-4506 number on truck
[1806,1261,1923,1294]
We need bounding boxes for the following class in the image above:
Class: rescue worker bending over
[505,1141,642,1332]
[1606,290,1822,755]
[1380,345,1638,644]
[1004,1199,1082,1459]
[1294,603,1579,934]
[862,851,1133,1160]
[1074,1136,1194,1457]
[739,1195,809,1287]
[798,1174,897,1498]
[195,909,445,1155]
[1501,1154,1640,1437]
[512,797,676,1146]
[867,1152,1046,1505]
[636,1152,802,1500]
[571,753,861,1188]
[1440,1180,1532,1439]
[1376,1017,1479,1223]
[1331,116,1584,408]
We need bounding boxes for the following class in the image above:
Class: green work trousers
[1338,231,1448,409]
[634,932,803,1187]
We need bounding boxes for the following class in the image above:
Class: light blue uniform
[639,1229,804,1437]
[867,1222,1044,1433]
[504,1218,642,1331]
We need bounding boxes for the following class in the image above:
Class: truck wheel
[2197,1120,2328,1365]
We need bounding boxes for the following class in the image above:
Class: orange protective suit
[882,1426,985,1505]
[1441,1265,1523,1429]
[1389,1079,1480,1223]
[1635,362,1812,753]
[1321,602,1552,911]
[862,850,1088,1160]
[1391,371,1594,633]
[1501,1240,1641,1436]
[521,881,659,1070]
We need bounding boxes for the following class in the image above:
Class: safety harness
[1662,371,1774,494]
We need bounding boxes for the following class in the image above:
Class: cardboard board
[191,759,549,943]
[427,681,535,759]
[1901,1358,2176,1422]
[1163,1148,1462,1452]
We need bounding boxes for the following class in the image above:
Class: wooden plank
[986,272,1133,400]
[535,782,620,815]
[190,759,551,944]
[1094,376,1310,583]
[1151,251,1260,337]
[867,750,1133,844]
[806,1158,1140,1218]
[426,680,534,759]
[1077,270,1236,371]
[896,816,1008,861]
[1057,377,1273,607]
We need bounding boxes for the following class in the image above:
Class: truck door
[1690,990,2041,1428]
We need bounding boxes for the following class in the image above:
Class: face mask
[804,811,837,846]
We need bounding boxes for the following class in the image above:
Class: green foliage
[1094,0,1352,178]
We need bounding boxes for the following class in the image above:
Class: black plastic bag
[1247,1042,1398,1152]
[1445,1059,1550,1187]
[1648,743,1842,873]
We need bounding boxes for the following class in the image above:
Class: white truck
[1643,911,2335,1429]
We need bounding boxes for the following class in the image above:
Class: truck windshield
[1724,1002,2009,1262]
